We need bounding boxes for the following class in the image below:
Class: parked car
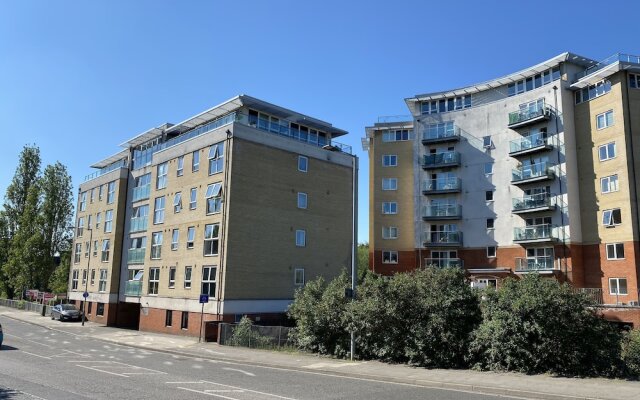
[0,322,3,348]
[50,304,83,322]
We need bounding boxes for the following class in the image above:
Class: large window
[204,224,219,256]
[187,226,195,249]
[101,239,110,262]
[609,278,628,295]
[181,311,188,330]
[107,181,116,204]
[382,202,397,214]
[421,95,472,114]
[382,129,412,142]
[205,183,222,214]
[601,175,619,193]
[598,142,616,161]
[295,229,306,247]
[98,269,107,292]
[154,197,165,224]
[171,229,179,251]
[507,67,559,97]
[176,156,184,177]
[104,210,113,233]
[79,192,87,211]
[382,178,397,191]
[148,267,159,295]
[606,243,625,260]
[156,162,168,189]
[208,142,224,175]
[190,187,197,210]
[184,266,192,289]
[602,209,622,227]
[151,232,163,259]
[72,270,79,289]
[96,212,101,229]
[575,80,612,104]
[173,192,182,213]
[77,217,84,237]
[382,251,398,264]
[382,155,397,167]
[98,185,103,201]
[192,150,200,172]
[165,310,172,327]
[382,226,398,239]
[168,267,176,288]
[202,266,217,296]
[596,110,614,129]
[74,243,81,263]
[630,73,640,89]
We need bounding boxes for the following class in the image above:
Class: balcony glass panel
[125,280,142,297]
[509,134,549,154]
[422,122,459,141]
[512,193,553,211]
[423,151,460,167]
[423,204,461,218]
[424,258,463,268]
[515,257,555,271]
[513,224,553,241]
[132,184,151,202]
[423,177,461,192]
[130,217,148,233]
[127,248,146,264]
[512,161,553,182]
[508,99,548,126]
[424,231,462,245]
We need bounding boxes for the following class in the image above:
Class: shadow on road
[0,386,22,399]
[0,345,18,351]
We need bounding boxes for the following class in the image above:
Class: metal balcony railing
[422,204,462,219]
[423,177,461,193]
[422,124,460,143]
[127,248,146,264]
[125,280,142,297]
[511,161,554,183]
[423,231,462,246]
[132,184,150,202]
[515,257,555,271]
[130,217,148,233]
[512,193,555,212]
[509,134,551,155]
[508,99,550,127]
[424,258,463,268]
[422,151,460,169]
[513,224,555,242]
[575,53,640,81]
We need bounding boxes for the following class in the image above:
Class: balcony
[508,100,551,129]
[423,231,462,247]
[422,178,461,194]
[422,151,461,170]
[124,280,142,297]
[512,193,556,214]
[421,124,460,144]
[509,134,552,157]
[424,258,463,268]
[422,204,462,220]
[515,257,556,272]
[130,217,148,233]
[132,184,150,202]
[513,224,556,243]
[511,161,555,184]
[127,248,146,264]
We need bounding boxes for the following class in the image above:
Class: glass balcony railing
[512,161,554,183]
[127,248,146,264]
[130,217,148,233]
[423,177,461,193]
[515,257,555,271]
[423,204,462,219]
[132,184,150,202]
[509,134,550,154]
[424,258,463,268]
[84,159,128,182]
[422,152,460,168]
[513,224,554,242]
[508,100,549,127]
[125,280,142,297]
[422,124,460,143]
[423,231,462,246]
[512,193,555,212]
[575,53,640,81]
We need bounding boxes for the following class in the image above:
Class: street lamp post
[82,226,93,326]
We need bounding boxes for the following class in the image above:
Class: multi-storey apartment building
[364,52,640,326]
[69,95,356,336]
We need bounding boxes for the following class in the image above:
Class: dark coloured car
[51,304,83,322]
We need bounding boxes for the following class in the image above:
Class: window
[192,150,200,172]
[82,269,87,286]
[598,142,616,161]
[382,155,397,167]
[606,243,625,260]
[154,197,165,224]
[77,217,84,237]
[190,188,197,210]
[90,269,95,285]
[382,129,412,142]
[596,110,614,129]
[295,230,306,247]
[485,191,494,201]
[98,269,107,292]
[173,192,182,213]
[93,240,98,257]
[202,266,217,296]
[294,268,305,286]
[601,175,619,193]
[148,267,159,295]
[168,267,176,288]
[187,226,195,249]
[90,188,95,203]
[382,202,397,214]
[181,311,188,330]
[382,226,398,239]
[156,162,168,189]
[208,142,224,175]
[487,246,497,258]
[382,251,398,264]
[297,192,307,209]
[630,73,640,89]
[171,229,179,250]
[484,162,494,175]
[101,239,110,262]
[165,310,173,327]
[84,241,90,258]
[204,224,220,256]
[74,243,81,263]
[298,156,308,172]
[107,181,116,204]
[382,178,398,191]
[421,95,472,114]
[603,209,622,227]
[486,218,495,229]
[71,270,79,289]
[96,212,101,229]
[79,192,87,211]
[87,215,92,231]
[575,80,612,104]
[87,302,92,314]
[98,185,103,201]
[151,232,163,259]
[96,303,104,316]
[507,67,559,97]
[104,210,113,233]
[205,183,222,214]
[483,136,492,148]
[184,266,192,289]
[609,278,628,295]
[176,156,184,177]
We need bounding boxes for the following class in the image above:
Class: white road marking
[222,368,255,377]
[5,333,55,348]
[171,381,298,400]
[75,364,129,377]
[21,351,52,359]
[177,387,239,400]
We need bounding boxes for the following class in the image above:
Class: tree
[3,145,41,236]
[48,250,71,294]
[357,243,369,280]
[0,212,10,297]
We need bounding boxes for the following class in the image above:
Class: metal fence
[218,322,294,349]
[0,298,52,315]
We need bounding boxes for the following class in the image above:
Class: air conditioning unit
[629,301,639,306]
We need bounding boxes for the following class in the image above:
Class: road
[0,317,518,400]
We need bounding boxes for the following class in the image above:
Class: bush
[622,329,640,376]
[17,300,25,310]
[228,316,272,348]
[468,274,623,377]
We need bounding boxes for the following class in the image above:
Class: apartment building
[364,52,640,327]
[69,95,356,336]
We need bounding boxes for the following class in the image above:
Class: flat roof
[90,149,129,169]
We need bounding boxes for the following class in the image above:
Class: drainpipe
[553,85,568,278]
[216,130,233,320]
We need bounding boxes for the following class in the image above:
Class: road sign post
[198,294,209,343]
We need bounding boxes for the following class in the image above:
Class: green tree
[48,250,71,294]
[622,329,640,376]
[468,274,623,377]
[3,145,41,236]
[0,212,10,297]
[357,243,370,280]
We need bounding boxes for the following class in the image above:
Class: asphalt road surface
[0,317,519,400]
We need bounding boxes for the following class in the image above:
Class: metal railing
[127,248,146,264]
[218,323,294,349]
[575,53,640,81]
[423,231,462,245]
[124,281,142,297]
[424,258,463,268]
[513,224,555,241]
[515,257,555,271]
[422,151,460,168]
[423,177,461,192]
[130,217,148,233]
[508,100,549,126]
[0,299,52,315]
[512,161,554,182]
[509,134,550,154]
[132,184,150,202]
[84,159,128,182]
[423,204,461,218]
[422,124,460,142]
[512,192,555,212]
[575,288,640,307]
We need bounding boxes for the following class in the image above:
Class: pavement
[1,306,639,400]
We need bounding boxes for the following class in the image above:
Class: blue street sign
[83,291,89,298]
[199,294,209,304]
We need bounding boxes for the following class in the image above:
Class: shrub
[228,316,272,348]
[468,274,623,377]
[17,300,25,310]
[622,329,640,377]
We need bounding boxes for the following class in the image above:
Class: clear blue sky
[0,0,635,243]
